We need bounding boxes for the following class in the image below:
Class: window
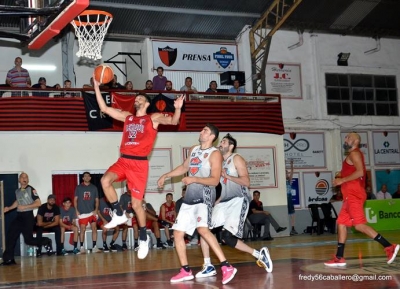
[326,74,398,116]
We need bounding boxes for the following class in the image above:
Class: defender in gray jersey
[158,123,237,285]
[196,134,273,277]
[1,172,51,265]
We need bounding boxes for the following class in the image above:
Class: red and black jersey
[159,202,176,223]
[120,114,157,156]
[341,148,366,199]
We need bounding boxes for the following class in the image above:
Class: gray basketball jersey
[15,185,39,212]
[120,193,134,213]
[184,145,218,205]
[220,153,250,202]
[60,207,77,225]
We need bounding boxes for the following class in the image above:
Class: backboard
[27,0,89,49]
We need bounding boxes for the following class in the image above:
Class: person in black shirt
[36,194,63,256]
[392,184,400,199]
[248,190,286,240]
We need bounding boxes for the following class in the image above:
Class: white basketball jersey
[185,145,218,205]
[220,153,250,202]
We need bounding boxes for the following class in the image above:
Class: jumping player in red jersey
[93,77,184,260]
[325,132,399,267]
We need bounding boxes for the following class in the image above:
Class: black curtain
[0,173,19,257]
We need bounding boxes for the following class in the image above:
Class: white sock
[252,249,260,259]
[204,257,211,265]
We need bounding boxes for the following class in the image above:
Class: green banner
[363,199,400,231]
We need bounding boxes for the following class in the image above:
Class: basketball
[94,64,114,84]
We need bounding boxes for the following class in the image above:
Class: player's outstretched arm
[151,95,185,126]
[93,75,131,122]
[158,145,192,188]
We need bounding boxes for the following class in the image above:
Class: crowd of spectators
[1,58,246,98]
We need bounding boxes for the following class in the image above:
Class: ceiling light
[23,64,57,71]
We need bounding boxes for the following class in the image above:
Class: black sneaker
[57,250,67,256]
[156,242,167,249]
[276,227,287,233]
[122,243,128,251]
[167,240,174,247]
[110,244,118,252]
[134,242,139,251]
[263,236,274,241]
[44,242,54,256]
[0,259,17,266]
[36,248,42,257]
[103,244,110,253]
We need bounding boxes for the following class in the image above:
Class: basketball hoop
[70,10,113,60]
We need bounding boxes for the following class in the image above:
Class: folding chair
[320,203,338,234]
[308,204,324,235]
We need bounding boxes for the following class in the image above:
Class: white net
[70,11,113,60]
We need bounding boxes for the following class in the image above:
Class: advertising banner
[152,40,238,72]
[284,132,326,169]
[303,171,333,207]
[265,63,302,99]
[289,172,301,208]
[236,147,277,188]
[146,149,173,193]
[372,131,400,165]
[363,199,400,231]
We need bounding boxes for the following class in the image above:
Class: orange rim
[73,10,113,26]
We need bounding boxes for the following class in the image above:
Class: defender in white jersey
[196,134,273,277]
[158,124,237,285]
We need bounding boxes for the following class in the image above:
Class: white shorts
[172,203,210,236]
[211,197,249,238]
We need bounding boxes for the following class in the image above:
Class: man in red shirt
[93,77,184,260]
[325,132,399,267]
[159,193,176,247]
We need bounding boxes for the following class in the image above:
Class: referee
[1,172,50,265]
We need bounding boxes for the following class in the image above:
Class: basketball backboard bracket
[0,0,88,49]
[104,52,143,78]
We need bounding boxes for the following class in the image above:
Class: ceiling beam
[249,0,303,93]
[90,1,260,18]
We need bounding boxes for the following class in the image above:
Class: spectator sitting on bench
[36,194,63,256]
[31,77,58,97]
[228,79,245,101]
[248,190,287,240]
[60,197,80,254]
[59,80,78,98]
[159,193,176,247]
[142,200,167,249]
[98,196,120,252]
[120,184,139,250]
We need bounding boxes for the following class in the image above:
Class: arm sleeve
[37,204,44,216]
[29,186,40,201]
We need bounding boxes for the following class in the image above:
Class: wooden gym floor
[1,231,399,289]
